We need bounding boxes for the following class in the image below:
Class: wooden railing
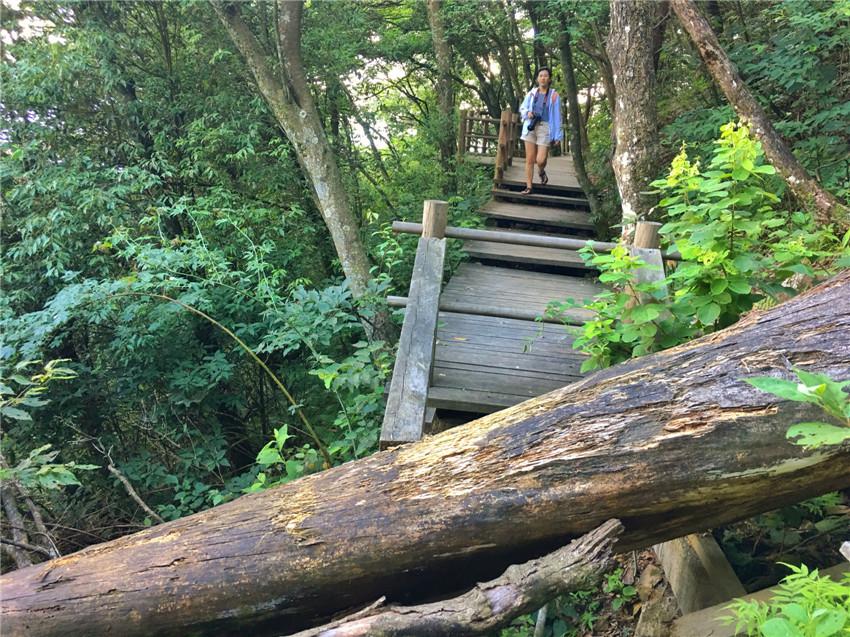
[381,207,670,448]
[457,110,501,157]
[458,108,569,174]
[379,200,448,449]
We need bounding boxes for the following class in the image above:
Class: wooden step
[463,239,593,270]
[442,263,600,325]
[498,176,585,197]
[492,188,589,210]
[428,311,585,413]
[479,200,594,232]
[502,157,581,191]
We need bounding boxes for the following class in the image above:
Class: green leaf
[727,278,752,294]
[786,422,850,450]
[760,617,803,637]
[697,302,721,325]
[710,278,728,294]
[744,377,812,402]
[814,610,846,637]
[256,444,283,466]
[629,304,662,324]
[780,603,807,624]
[0,406,32,421]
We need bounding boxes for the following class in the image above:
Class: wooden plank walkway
[422,153,600,414]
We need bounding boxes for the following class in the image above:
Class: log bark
[289,520,622,637]
[3,272,850,637]
[670,0,848,229]
[607,0,662,243]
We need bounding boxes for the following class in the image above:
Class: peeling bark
[1,487,33,570]
[290,520,622,637]
[607,0,661,242]
[2,272,850,637]
[670,0,848,229]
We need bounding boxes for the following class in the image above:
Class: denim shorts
[521,121,550,146]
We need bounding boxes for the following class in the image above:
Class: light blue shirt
[519,88,563,143]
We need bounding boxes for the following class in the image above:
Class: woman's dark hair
[536,67,551,78]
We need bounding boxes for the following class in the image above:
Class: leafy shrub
[553,122,849,372]
[725,563,850,637]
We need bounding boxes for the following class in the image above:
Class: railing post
[493,109,511,185]
[629,220,667,306]
[379,200,448,450]
[505,110,514,165]
[421,199,448,239]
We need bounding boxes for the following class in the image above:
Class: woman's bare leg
[524,140,537,190]
[536,144,550,181]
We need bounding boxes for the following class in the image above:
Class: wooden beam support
[393,220,682,261]
[379,236,446,449]
[653,534,745,615]
[421,199,448,239]
[387,295,591,325]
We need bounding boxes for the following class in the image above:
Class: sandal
[520,187,533,195]
[539,169,549,185]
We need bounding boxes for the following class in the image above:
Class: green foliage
[0,360,98,492]
[725,563,850,637]
[745,369,850,450]
[603,568,638,612]
[717,493,850,592]
[0,444,98,492]
[246,425,323,492]
[555,123,848,372]
[498,564,637,637]
[546,244,669,372]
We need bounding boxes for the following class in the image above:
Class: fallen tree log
[289,519,622,637]
[3,272,850,637]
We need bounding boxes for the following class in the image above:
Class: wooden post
[421,200,448,239]
[483,117,490,154]
[506,110,515,166]
[633,220,661,250]
[631,217,742,616]
[628,220,667,305]
[494,109,510,184]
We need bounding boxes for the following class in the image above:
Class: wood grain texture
[379,237,446,447]
[479,201,594,231]
[3,272,849,637]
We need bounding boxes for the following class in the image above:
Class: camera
[527,113,542,131]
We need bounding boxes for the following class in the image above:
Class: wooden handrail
[379,201,448,449]
[391,220,683,261]
[387,295,593,326]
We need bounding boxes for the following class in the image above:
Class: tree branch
[288,520,623,637]
[0,537,54,559]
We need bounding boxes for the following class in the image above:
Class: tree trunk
[607,0,661,243]
[425,0,456,185]
[3,272,850,637]
[558,18,601,219]
[290,520,621,637]
[526,0,548,74]
[670,0,848,228]
[212,2,392,340]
